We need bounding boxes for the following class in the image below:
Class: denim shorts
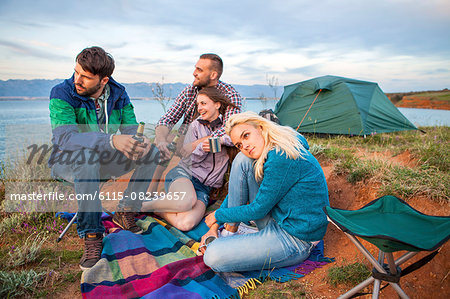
[164,166,211,207]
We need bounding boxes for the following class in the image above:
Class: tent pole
[296,89,322,131]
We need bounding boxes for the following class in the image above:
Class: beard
[193,76,212,88]
[75,81,103,97]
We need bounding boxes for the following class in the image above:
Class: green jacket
[49,75,138,163]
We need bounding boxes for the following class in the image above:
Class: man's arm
[155,86,193,157]
[50,86,146,160]
[154,125,171,158]
[211,84,243,137]
[50,97,112,152]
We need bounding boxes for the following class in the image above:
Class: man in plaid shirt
[155,53,243,158]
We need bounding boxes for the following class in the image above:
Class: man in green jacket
[49,46,159,270]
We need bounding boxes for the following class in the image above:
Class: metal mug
[204,236,217,246]
[208,137,221,153]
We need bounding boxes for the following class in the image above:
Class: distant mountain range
[0,79,283,99]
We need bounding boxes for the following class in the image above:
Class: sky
[0,0,449,92]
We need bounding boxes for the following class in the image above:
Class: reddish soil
[50,152,450,299]
[304,156,450,299]
[395,96,450,110]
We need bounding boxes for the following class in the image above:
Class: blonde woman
[201,112,329,272]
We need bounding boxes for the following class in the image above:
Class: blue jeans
[51,147,159,238]
[203,152,313,272]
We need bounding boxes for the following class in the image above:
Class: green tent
[274,75,417,136]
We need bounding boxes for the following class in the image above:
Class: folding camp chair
[55,177,113,243]
[324,195,450,299]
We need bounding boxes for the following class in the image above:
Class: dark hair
[76,46,115,78]
[199,53,223,78]
[197,87,237,116]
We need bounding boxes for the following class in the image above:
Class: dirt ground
[53,151,449,299]
[305,158,450,299]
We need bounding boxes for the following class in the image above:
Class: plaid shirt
[157,80,243,137]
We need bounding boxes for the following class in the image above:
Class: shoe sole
[112,218,143,234]
[79,264,92,271]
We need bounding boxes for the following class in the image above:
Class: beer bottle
[158,134,180,165]
[166,135,180,152]
[133,122,145,143]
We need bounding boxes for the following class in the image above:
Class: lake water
[1,99,449,161]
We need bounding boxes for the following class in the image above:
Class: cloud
[424,68,450,75]
[103,42,129,50]
[120,56,166,67]
[165,42,193,51]
[0,40,68,60]
[0,0,449,90]
[285,65,323,77]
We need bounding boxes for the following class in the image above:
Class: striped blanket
[81,216,238,299]
[80,215,332,298]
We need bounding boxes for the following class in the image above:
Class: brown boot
[112,208,143,234]
[79,232,103,271]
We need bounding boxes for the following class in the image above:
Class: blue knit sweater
[215,142,330,241]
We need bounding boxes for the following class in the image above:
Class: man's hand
[113,135,147,160]
[139,137,153,159]
[205,211,217,227]
[155,140,171,159]
[155,125,171,159]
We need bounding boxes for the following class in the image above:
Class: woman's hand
[205,211,217,227]
[198,224,219,255]
[201,139,211,152]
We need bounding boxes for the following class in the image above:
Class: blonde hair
[225,111,306,181]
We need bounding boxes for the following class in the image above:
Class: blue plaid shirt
[156,80,243,137]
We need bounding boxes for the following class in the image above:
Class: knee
[176,192,195,212]
[233,152,253,165]
[232,152,254,172]
[71,150,101,176]
[173,217,199,232]
[203,245,223,271]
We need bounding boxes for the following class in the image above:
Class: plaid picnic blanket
[81,216,238,299]
[220,240,333,297]
[80,215,333,298]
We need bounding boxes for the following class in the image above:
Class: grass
[6,232,48,267]
[386,89,450,103]
[410,91,450,102]
[40,248,83,267]
[0,125,448,297]
[379,165,449,201]
[327,261,371,287]
[0,149,81,297]
[308,126,449,202]
[0,212,24,234]
[246,280,311,299]
[0,269,47,298]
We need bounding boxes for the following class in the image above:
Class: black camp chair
[324,195,450,299]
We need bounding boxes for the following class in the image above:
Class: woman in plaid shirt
[143,87,237,231]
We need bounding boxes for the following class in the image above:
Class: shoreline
[0,96,449,110]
